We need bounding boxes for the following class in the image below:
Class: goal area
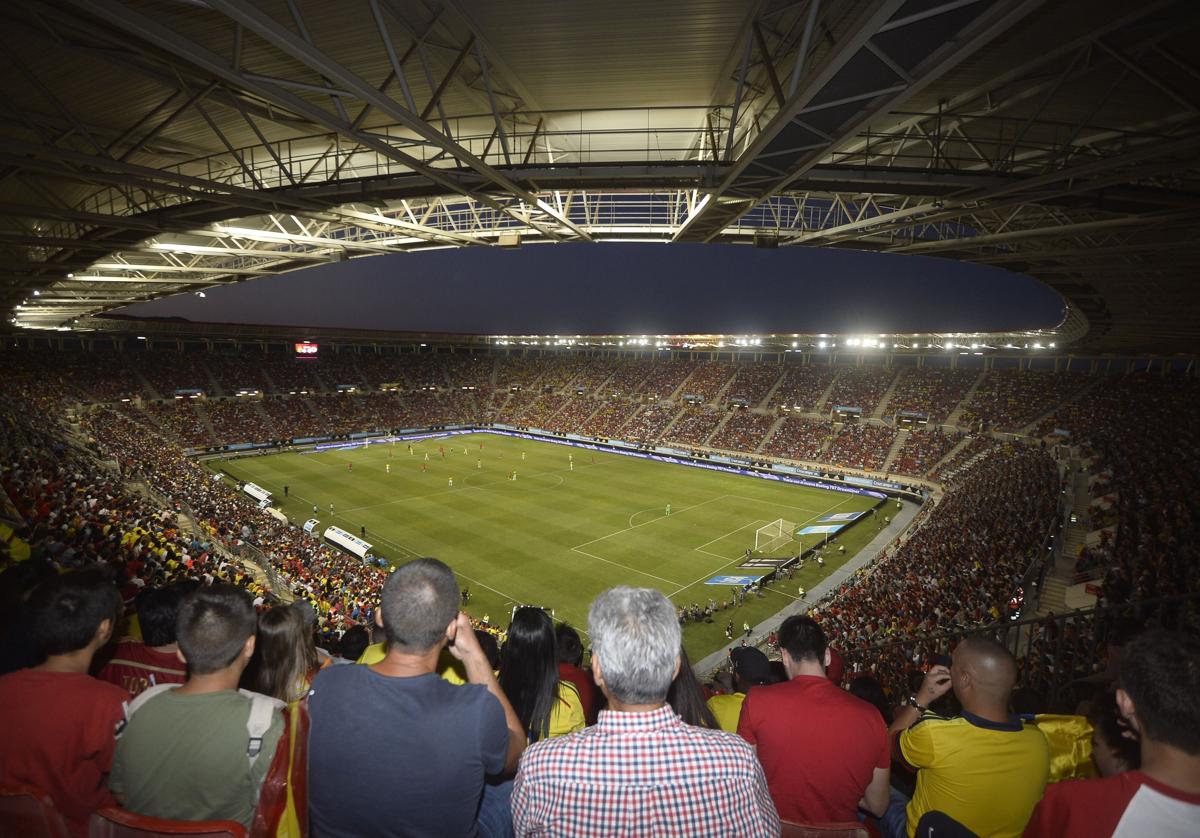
[754,518,798,553]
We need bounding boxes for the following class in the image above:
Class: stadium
[1,1,1198,837]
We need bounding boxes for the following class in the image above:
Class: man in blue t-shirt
[307,558,525,837]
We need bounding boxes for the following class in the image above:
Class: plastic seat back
[88,808,246,838]
[0,784,71,838]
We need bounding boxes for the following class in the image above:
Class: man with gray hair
[512,586,779,837]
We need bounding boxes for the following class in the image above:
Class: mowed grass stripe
[217,432,882,659]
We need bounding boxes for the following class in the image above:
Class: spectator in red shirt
[738,615,891,823]
[97,584,187,696]
[0,570,128,836]
[1024,630,1200,837]
[555,622,598,724]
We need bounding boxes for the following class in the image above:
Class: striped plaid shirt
[512,704,780,837]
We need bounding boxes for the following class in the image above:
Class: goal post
[754,518,798,553]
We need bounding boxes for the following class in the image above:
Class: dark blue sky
[116,243,1064,334]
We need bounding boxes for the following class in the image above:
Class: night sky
[115,243,1065,335]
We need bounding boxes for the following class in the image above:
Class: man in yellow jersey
[881,636,1050,838]
[706,646,773,732]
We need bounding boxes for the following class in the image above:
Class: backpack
[120,684,285,772]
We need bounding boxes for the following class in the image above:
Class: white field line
[570,494,729,551]
[694,519,767,552]
[569,546,686,588]
[667,494,859,597]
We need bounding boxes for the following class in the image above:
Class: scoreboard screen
[295,342,319,355]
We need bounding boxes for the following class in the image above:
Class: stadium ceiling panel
[1,0,1198,353]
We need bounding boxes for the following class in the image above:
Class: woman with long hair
[499,607,584,742]
[240,604,319,702]
[667,646,720,729]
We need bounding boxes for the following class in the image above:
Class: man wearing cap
[738,615,890,823]
[708,647,774,733]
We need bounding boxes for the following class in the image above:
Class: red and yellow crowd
[1,351,1198,837]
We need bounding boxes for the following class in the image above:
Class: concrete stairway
[927,433,974,476]
[756,414,787,453]
[945,370,988,427]
[704,409,735,446]
[758,368,787,409]
[871,368,905,419]
[812,369,841,415]
[881,428,909,473]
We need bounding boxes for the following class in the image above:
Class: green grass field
[214,432,883,661]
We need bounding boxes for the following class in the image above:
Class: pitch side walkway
[694,498,923,675]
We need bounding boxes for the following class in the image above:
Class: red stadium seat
[0,784,71,838]
[87,808,246,838]
[780,821,870,838]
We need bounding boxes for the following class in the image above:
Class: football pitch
[214,432,884,661]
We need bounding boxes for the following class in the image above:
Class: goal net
[754,518,798,553]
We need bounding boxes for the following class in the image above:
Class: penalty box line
[669,494,860,598]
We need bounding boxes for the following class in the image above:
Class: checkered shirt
[512,704,780,837]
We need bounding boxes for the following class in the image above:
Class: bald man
[878,636,1050,838]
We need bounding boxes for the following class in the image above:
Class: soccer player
[330,503,334,515]
[386,463,390,474]
[313,504,318,515]
[448,477,454,488]
[569,461,574,472]
[348,462,352,472]
[521,451,526,461]
[421,463,427,473]
[424,452,429,462]
[666,504,672,516]
[408,443,413,455]
[476,459,482,470]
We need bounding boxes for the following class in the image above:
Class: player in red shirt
[738,615,890,823]
[0,570,129,837]
[1024,630,1200,837]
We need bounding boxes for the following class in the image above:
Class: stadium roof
[2,0,1198,353]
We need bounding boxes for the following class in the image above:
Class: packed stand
[639,359,697,400]
[623,403,681,445]
[204,399,277,445]
[663,407,725,447]
[680,361,736,403]
[761,416,830,461]
[541,396,600,434]
[204,353,272,395]
[601,359,655,396]
[885,367,978,422]
[708,410,776,453]
[959,369,1091,432]
[565,359,619,394]
[825,422,897,472]
[889,427,961,477]
[142,400,212,448]
[133,351,214,398]
[769,363,838,411]
[1039,374,1200,607]
[927,433,998,482]
[824,366,898,415]
[824,441,1060,692]
[259,354,325,394]
[579,399,637,438]
[724,363,783,408]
